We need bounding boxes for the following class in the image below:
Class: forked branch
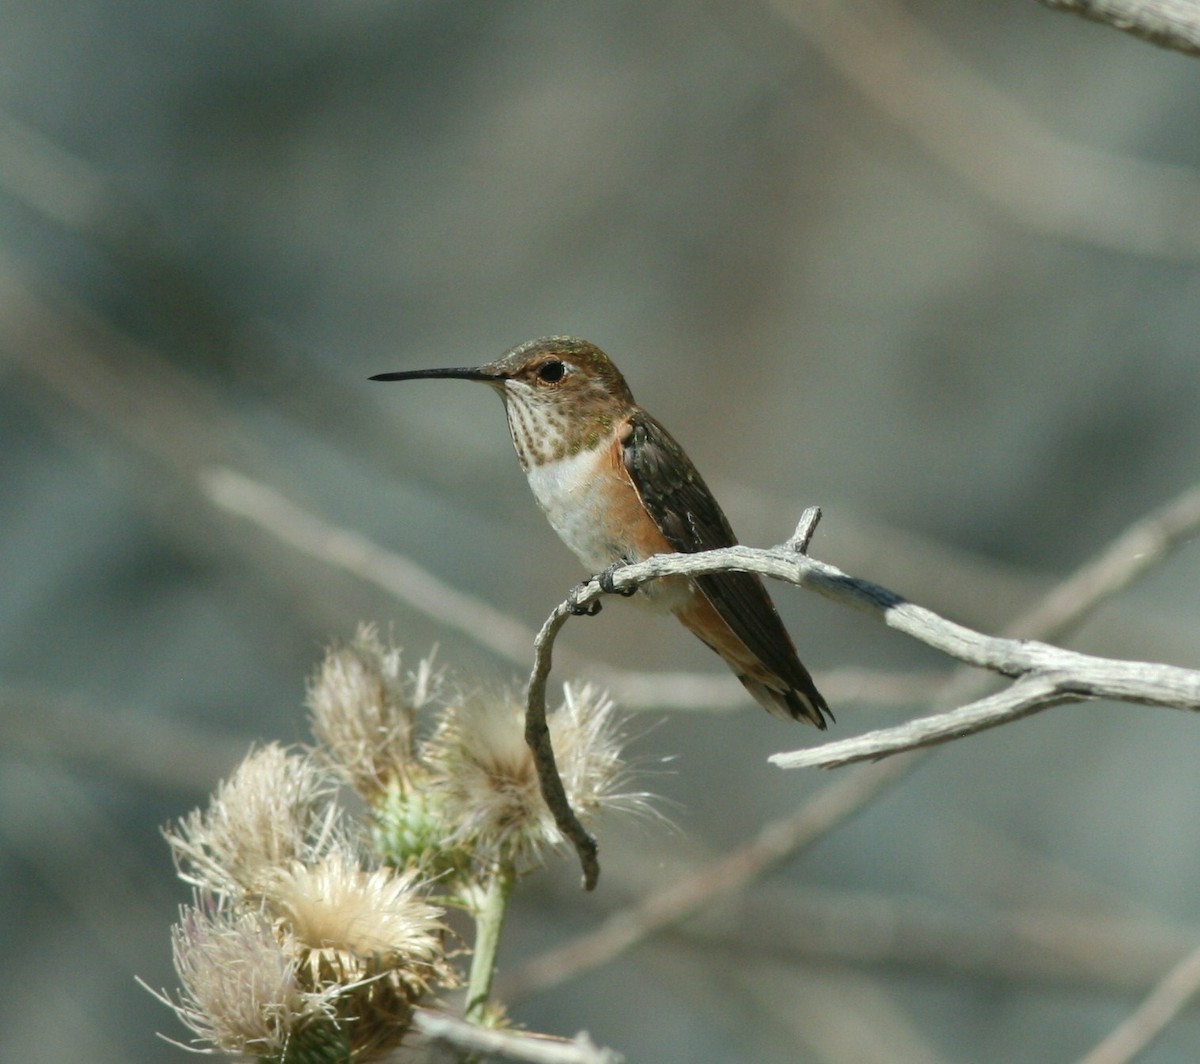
[525,497,1200,885]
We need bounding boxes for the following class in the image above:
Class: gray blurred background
[3,1,1200,1061]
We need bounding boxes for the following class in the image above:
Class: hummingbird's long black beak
[369,366,499,383]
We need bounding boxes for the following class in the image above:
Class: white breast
[524,449,617,573]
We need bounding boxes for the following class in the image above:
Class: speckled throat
[500,385,620,471]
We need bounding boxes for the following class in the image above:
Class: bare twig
[772,483,1200,768]
[1074,940,1200,1064]
[523,511,1200,786]
[772,0,1200,258]
[412,1010,623,1064]
[520,509,826,889]
[786,504,823,553]
[1036,0,1200,57]
[526,601,601,891]
[772,675,1079,769]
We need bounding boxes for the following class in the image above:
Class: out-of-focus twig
[600,665,945,711]
[680,882,1199,995]
[0,683,246,793]
[1074,940,1200,1064]
[501,752,918,999]
[1004,481,1200,643]
[1037,0,1200,57]
[0,107,153,240]
[736,961,954,1064]
[203,467,542,669]
[770,0,1200,257]
[203,466,944,710]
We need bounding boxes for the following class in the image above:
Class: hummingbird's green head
[372,336,637,468]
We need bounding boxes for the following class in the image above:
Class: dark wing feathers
[621,411,829,722]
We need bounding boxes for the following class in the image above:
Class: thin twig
[526,601,601,891]
[772,484,1200,768]
[770,675,1079,769]
[1036,0,1200,57]
[530,505,1200,877]
[785,504,823,553]
[1073,940,1200,1064]
[523,511,1200,785]
[521,506,824,887]
[412,1010,623,1064]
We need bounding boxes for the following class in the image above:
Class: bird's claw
[569,582,603,616]
[599,563,637,597]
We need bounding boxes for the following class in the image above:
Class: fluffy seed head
[269,847,445,976]
[156,898,338,1059]
[165,744,342,899]
[428,682,644,870]
[307,626,442,798]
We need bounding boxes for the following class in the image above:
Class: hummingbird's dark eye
[536,360,567,384]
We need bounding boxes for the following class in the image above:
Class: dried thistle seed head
[158,897,338,1059]
[307,626,442,798]
[267,846,452,1060]
[164,743,342,898]
[268,847,445,973]
[428,682,644,870]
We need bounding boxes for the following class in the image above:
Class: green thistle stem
[464,862,517,1026]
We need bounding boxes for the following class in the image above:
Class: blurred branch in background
[202,467,541,669]
[0,108,157,245]
[683,883,1199,996]
[203,466,947,711]
[1075,940,1200,1064]
[1036,0,1200,57]
[0,684,246,793]
[767,0,1200,257]
[733,961,955,1064]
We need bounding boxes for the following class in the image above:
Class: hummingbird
[371,336,829,727]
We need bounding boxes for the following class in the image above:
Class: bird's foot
[568,582,603,616]
[599,562,637,597]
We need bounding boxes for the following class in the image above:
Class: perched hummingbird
[371,336,829,727]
